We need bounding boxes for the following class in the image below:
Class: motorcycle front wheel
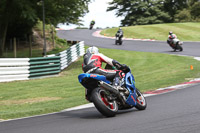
[178,45,183,51]
[115,40,118,45]
[175,42,183,51]
[92,87,118,117]
[135,88,147,110]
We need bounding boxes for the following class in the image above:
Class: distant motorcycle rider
[167,31,177,45]
[90,20,95,25]
[89,20,95,30]
[90,20,95,27]
[115,28,123,39]
[82,46,129,90]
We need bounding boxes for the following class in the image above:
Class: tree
[188,0,199,6]
[190,1,200,19]
[163,0,188,22]
[0,0,12,57]
[107,0,171,26]
[36,0,90,26]
[0,0,91,57]
[174,8,191,22]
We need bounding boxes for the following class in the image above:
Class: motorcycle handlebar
[105,64,130,73]
[119,64,130,73]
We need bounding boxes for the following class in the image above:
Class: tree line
[0,0,91,57]
[107,0,200,26]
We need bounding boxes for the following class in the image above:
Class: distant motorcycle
[167,38,183,51]
[78,64,147,117]
[115,32,123,45]
[89,24,94,30]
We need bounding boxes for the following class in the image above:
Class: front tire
[135,88,147,110]
[92,87,118,117]
[115,40,118,45]
[179,45,183,51]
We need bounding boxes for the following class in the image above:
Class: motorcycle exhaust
[98,81,126,105]
[98,81,119,94]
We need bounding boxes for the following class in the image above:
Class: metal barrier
[0,41,85,82]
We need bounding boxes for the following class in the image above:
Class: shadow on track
[57,107,141,119]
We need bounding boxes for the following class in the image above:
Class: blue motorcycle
[78,65,147,117]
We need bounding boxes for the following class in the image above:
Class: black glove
[112,60,130,73]
[112,60,123,70]
[120,64,130,73]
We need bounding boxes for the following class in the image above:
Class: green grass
[0,47,200,120]
[101,22,200,41]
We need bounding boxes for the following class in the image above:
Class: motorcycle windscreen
[124,72,135,90]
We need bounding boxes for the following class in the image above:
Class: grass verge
[0,47,200,120]
[101,22,200,41]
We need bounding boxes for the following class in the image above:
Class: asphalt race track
[57,29,200,57]
[1,29,200,133]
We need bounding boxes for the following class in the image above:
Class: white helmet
[86,46,99,54]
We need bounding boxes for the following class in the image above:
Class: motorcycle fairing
[78,72,137,106]
[172,38,179,44]
[124,72,137,106]
[78,73,110,84]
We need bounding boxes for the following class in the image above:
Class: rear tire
[135,88,147,110]
[92,87,118,117]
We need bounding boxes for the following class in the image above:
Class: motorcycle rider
[82,46,129,90]
[90,20,95,25]
[115,27,123,39]
[167,31,177,45]
[90,20,95,29]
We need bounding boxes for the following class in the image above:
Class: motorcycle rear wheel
[92,87,118,117]
[135,88,147,110]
